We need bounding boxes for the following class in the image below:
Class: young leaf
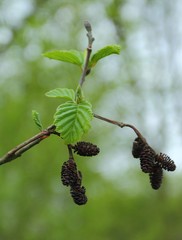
[32,110,43,131]
[45,88,75,101]
[54,101,93,144]
[89,44,121,68]
[43,50,84,66]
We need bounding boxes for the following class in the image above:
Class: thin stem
[93,113,146,143]
[79,21,94,87]
[67,144,74,160]
[79,48,92,87]
[93,113,125,127]
[0,125,60,166]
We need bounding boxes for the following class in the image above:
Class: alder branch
[93,113,146,143]
[79,21,94,87]
[0,125,60,166]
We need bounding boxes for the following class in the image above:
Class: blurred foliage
[0,0,182,239]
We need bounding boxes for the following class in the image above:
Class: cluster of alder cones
[132,137,176,189]
[61,142,100,205]
[61,138,176,205]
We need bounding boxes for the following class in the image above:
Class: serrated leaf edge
[54,101,93,143]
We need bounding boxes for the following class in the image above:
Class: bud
[84,21,92,32]
[73,141,100,157]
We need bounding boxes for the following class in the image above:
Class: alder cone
[73,141,100,157]
[132,137,145,158]
[61,159,82,188]
[149,164,163,190]
[70,186,88,205]
[139,145,156,173]
[156,153,176,171]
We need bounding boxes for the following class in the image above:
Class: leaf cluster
[43,45,121,69]
[32,44,121,144]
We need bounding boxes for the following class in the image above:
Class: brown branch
[79,21,94,87]
[93,113,146,143]
[0,125,60,166]
[67,144,74,160]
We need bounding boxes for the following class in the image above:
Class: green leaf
[43,50,84,66]
[45,88,75,101]
[32,110,43,131]
[54,101,93,144]
[89,44,121,68]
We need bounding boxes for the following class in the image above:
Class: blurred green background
[0,0,182,239]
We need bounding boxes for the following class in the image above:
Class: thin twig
[93,113,146,142]
[79,21,94,87]
[67,144,74,160]
[0,125,60,166]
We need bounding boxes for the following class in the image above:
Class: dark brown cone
[70,186,87,205]
[140,144,156,173]
[149,164,163,190]
[61,159,82,188]
[155,153,176,171]
[132,137,145,158]
[73,141,100,157]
